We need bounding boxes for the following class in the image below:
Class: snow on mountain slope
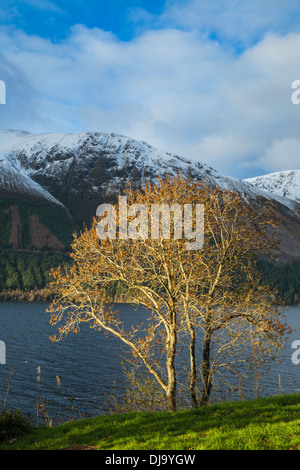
[0,155,63,206]
[0,129,300,261]
[0,130,66,205]
[0,129,300,220]
[245,170,300,204]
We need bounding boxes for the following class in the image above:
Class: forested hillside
[0,130,299,304]
[0,196,76,251]
[0,194,76,300]
[0,250,70,300]
[258,260,300,305]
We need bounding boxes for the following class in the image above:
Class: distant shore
[0,288,54,302]
[0,289,129,303]
[0,289,299,306]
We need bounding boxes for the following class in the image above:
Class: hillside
[0,197,74,299]
[0,129,299,301]
[245,170,300,204]
[0,196,75,251]
[0,189,76,298]
[1,129,299,225]
[1,393,300,450]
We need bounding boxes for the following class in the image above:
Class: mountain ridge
[245,170,300,204]
[0,129,299,263]
[1,129,299,210]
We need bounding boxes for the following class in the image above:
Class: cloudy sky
[0,0,300,178]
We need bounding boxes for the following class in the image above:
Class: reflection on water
[0,302,299,419]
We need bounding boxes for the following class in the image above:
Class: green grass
[1,393,300,450]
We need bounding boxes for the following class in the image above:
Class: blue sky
[0,0,300,178]
[1,1,166,41]
[0,0,166,41]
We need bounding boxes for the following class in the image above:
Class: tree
[5,263,20,290]
[48,175,291,411]
[22,267,36,291]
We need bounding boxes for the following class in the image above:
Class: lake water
[0,302,300,421]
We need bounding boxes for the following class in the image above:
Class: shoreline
[0,289,130,304]
[0,289,54,302]
[0,289,299,306]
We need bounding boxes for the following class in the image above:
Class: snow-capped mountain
[245,170,300,204]
[0,153,63,206]
[0,129,299,260]
[0,130,63,205]
[0,129,299,218]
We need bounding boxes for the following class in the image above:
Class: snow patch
[245,170,300,205]
[0,129,299,213]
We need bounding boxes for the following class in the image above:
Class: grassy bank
[1,393,300,450]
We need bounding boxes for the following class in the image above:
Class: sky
[0,0,300,178]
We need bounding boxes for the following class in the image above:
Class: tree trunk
[200,330,212,406]
[166,325,177,411]
[166,388,176,412]
[188,324,198,408]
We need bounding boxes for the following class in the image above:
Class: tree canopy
[48,175,291,411]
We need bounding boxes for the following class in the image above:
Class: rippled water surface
[0,302,299,419]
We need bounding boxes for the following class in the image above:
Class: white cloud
[160,0,300,48]
[22,0,63,13]
[0,22,300,178]
[255,138,300,172]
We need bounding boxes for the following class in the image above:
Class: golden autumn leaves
[47,175,291,411]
